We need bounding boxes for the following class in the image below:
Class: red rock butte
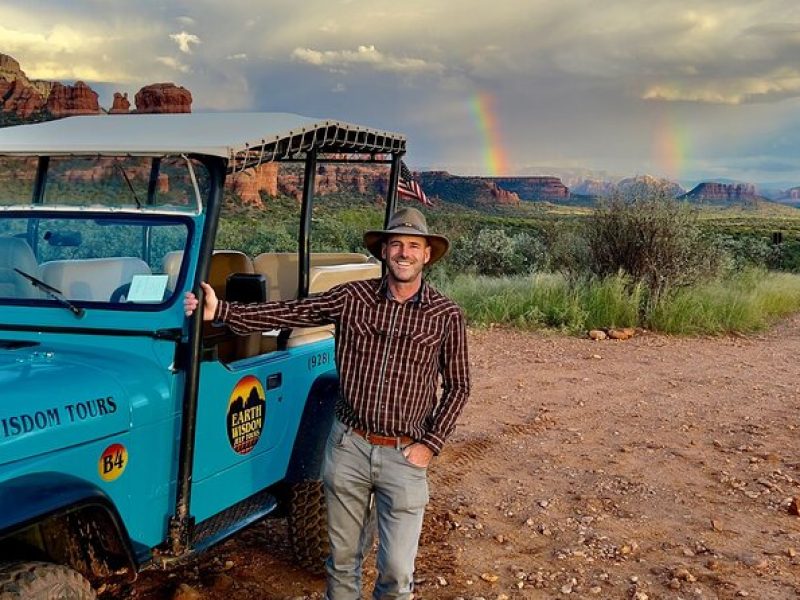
[0,52,193,118]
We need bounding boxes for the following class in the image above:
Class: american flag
[398,160,433,206]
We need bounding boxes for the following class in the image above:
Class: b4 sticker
[99,443,128,481]
[226,375,266,455]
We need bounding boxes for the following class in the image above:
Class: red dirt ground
[127,316,800,600]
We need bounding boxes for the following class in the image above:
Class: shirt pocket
[398,324,441,364]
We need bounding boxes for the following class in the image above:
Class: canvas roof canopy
[0,112,406,169]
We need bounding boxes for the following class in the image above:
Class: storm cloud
[2,0,800,185]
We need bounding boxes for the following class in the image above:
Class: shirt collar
[377,275,429,305]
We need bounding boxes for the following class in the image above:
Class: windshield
[0,155,208,211]
[0,213,191,308]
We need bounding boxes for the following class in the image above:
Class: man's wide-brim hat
[364,207,450,266]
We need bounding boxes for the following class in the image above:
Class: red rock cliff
[135,83,192,113]
[109,92,131,114]
[46,82,101,117]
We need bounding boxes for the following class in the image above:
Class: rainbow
[470,92,510,176]
[653,112,690,181]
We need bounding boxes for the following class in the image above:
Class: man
[184,207,470,600]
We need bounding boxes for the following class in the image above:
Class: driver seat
[0,237,41,299]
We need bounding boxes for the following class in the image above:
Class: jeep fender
[0,473,136,582]
[284,373,339,484]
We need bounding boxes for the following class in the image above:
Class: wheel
[287,480,329,574]
[0,561,96,599]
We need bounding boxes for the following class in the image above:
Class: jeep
[0,112,407,598]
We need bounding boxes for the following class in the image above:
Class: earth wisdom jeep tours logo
[226,376,266,455]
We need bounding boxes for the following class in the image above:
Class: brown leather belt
[352,428,414,448]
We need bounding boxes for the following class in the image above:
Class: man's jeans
[323,419,429,600]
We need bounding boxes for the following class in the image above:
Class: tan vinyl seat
[0,236,41,299]
[284,259,382,349]
[162,250,184,292]
[40,257,151,301]
[253,252,371,301]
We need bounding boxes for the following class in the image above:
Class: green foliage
[649,268,800,334]
[439,272,641,331]
[441,269,800,335]
[586,186,720,302]
[448,228,548,276]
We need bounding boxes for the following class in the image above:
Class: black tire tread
[0,561,95,600]
[287,480,329,574]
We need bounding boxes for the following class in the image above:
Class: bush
[544,227,591,274]
[586,184,720,302]
[449,228,547,276]
[712,234,781,272]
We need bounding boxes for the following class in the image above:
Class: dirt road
[129,316,800,599]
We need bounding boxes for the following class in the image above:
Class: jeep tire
[287,480,329,573]
[0,561,96,599]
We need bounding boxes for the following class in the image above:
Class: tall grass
[440,272,641,332]
[440,269,800,335]
[649,269,800,334]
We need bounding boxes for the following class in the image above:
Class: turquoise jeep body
[0,113,406,596]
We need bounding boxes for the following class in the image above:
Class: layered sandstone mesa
[488,181,520,205]
[134,83,192,113]
[109,92,131,114]
[229,163,280,205]
[46,82,101,117]
[491,176,569,201]
[681,182,760,204]
[315,163,387,196]
[418,171,521,208]
[0,79,45,118]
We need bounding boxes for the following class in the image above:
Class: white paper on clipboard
[127,274,169,303]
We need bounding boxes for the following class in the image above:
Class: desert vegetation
[212,179,800,335]
[214,182,800,336]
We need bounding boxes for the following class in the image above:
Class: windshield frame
[0,209,196,313]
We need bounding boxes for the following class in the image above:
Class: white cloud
[643,68,800,104]
[291,45,443,74]
[332,83,346,93]
[227,53,248,61]
[169,31,201,54]
[156,56,190,73]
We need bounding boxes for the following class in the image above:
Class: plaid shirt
[214,277,470,454]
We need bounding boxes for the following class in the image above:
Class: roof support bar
[298,149,318,298]
[385,153,402,227]
[169,156,226,555]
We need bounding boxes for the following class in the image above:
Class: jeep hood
[0,344,132,466]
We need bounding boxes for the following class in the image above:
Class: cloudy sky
[3,0,800,187]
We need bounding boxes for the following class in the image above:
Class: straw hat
[363,207,450,265]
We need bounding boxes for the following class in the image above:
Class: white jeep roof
[0,112,406,163]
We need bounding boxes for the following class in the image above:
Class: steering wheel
[110,283,131,303]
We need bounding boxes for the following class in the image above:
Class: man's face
[381,234,431,284]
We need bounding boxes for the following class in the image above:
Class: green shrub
[586,184,720,302]
[449,228,548,276]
